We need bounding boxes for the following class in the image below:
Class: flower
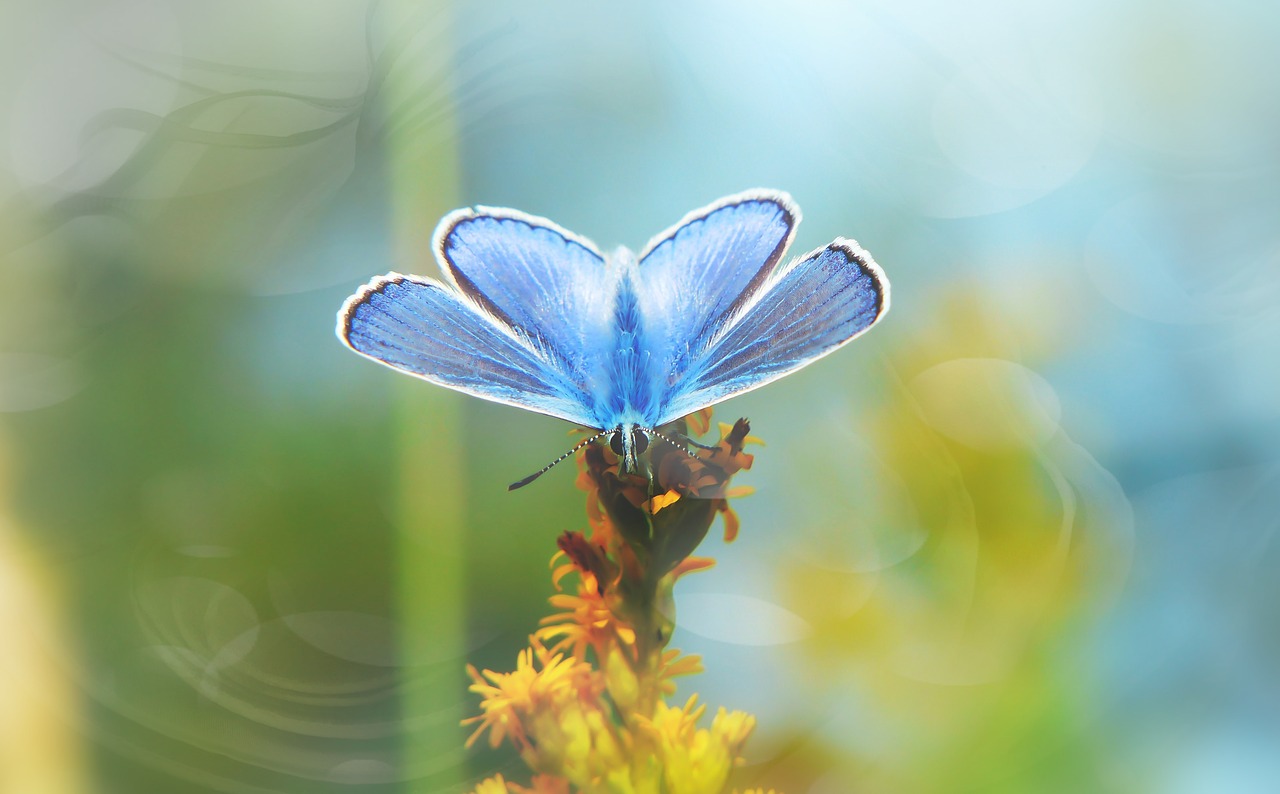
[463,639,629,787]
[537,534,634,661]
[469,773,571,794]
[463,639,594,753]
[463,410,776,793]
[581,416,759,585]
[513,776,572,794]
[470,774,510,794]
[635,696,757,794]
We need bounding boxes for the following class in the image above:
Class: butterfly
[337,189,889,489]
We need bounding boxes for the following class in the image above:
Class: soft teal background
[1,1,1278,792]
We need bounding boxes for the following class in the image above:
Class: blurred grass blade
[381,0,467,789]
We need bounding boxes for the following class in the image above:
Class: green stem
[395,388,468,789]
[380,1,464,788]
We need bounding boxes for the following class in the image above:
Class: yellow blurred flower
[471,774,512,794]
[776,289,1131,791]
[513,776,572,794]
[636,696,756,794]
[469,773,571,794]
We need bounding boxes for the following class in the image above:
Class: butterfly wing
[340,196,886,434]
[654,239,889,424]
[634,190,798,375]
[338,274,599,426]
[435,207,617,375]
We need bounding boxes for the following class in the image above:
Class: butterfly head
[609,423,649,474]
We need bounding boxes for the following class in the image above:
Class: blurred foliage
[771,290,1132,792]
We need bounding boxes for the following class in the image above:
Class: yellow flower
[512,776,571,794]
[636,696,756,794]
[686,407,714,437]
[464,639,587,753]
[644,488,683,513]
[469,773,572,794]
[537,533,637,662]
[537,581,634,661]
[464,638,634,788]
[470,774,511,794]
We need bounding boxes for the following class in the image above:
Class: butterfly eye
[609,431,626,456]
[632,429,649,455]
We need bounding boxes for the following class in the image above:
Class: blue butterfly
[337,189,889,488]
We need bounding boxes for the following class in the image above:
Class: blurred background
[2,1,1277,792]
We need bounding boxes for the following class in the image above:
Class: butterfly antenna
[643,428,702,459]
[676,433,718,451]
[509,430,611,491]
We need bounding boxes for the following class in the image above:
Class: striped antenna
[641,427,703,459]
[509,430,611,491]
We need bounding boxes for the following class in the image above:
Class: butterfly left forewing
[436,207,617,375]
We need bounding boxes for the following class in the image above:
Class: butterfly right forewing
[654,239,889,424]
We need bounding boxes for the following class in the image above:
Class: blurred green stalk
[381,1,466,789]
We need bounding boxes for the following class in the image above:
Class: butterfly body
[338,189,889,485]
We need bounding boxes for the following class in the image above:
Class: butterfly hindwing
[655,239,889,424]
[339,274,598,426]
